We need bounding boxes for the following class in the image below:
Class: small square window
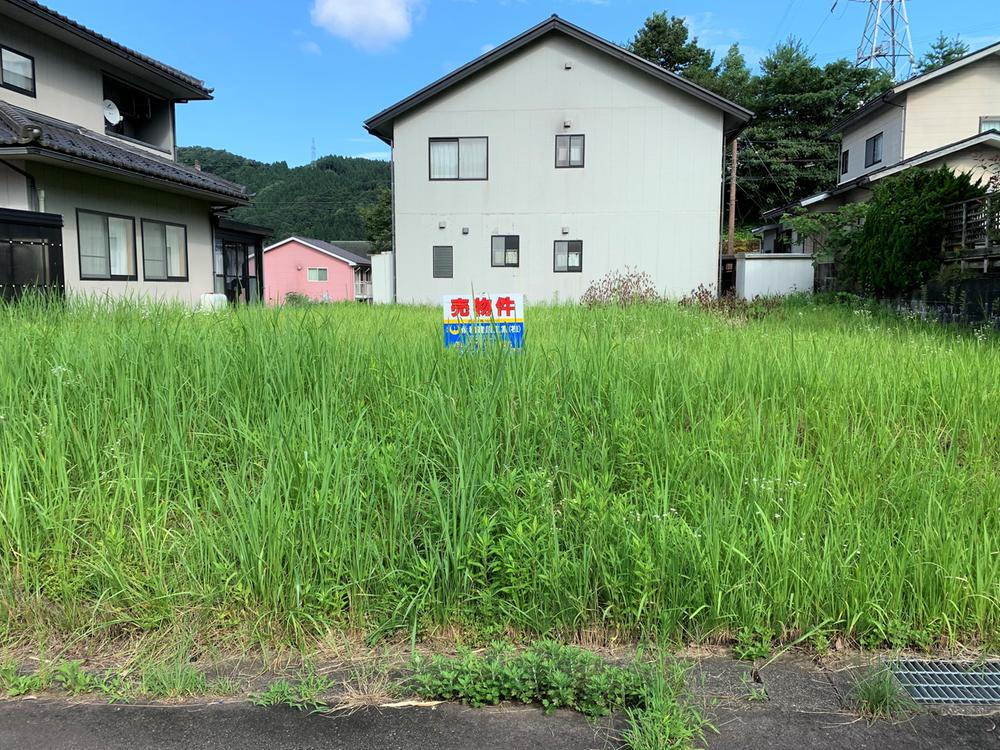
[1,46,35,96]
[554,240,583,273]
[307,267,328,282]
[556,134,585,168]
[491,235,519,267]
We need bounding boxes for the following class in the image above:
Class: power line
[771,0,803,45]
[744,140,795,204]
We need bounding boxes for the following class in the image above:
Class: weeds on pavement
[849,667,916,723]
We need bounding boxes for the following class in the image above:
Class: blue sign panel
[442,294,525,350]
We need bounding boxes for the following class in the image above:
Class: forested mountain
[177,147,390,240]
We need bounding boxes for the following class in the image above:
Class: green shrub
[841,167,985,296]
[410,641,648,718]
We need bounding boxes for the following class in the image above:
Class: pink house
[262,237,373,304]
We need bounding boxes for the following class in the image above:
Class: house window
[981,117,1000,133]
[864,132,883,167]
[141,220,188,281]
[77,210,136,280]
[554,240,583,272]
[432,246,453,278]
[841,150,850,175]
[491,235,519,267]
[555,134,585,168]
[1,45,35,96]
[429,137,488,180]
[307,267,328,282]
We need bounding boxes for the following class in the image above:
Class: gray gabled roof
[761,131,1000,220]
[263,237,372,267]
[828,39,1000,136]
[3,0,213,99]
[0,101,249,203]
[364,15,754,144]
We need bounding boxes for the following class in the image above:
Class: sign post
[442,293,525,350]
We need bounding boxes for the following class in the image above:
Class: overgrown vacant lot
[0,299,997,649]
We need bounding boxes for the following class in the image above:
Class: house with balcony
[0,0,268,303]
[262,237,373,304]
[755,40,1000,278]
[363,15,752,304]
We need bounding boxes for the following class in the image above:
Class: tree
[360,187,393,254]
[628,12,717,88]
[715,44,752,106]
[839,167,986,296]
[916,33,969,75]
[177,147,390,240]
[736,40,891,223]
[783,202,869,267]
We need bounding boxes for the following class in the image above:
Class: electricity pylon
[837,0,916,80]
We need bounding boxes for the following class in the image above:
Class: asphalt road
[0,701,612,750]
[0,700,997,750]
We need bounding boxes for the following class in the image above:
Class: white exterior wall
[0,15,176,158]
[839,103,905,184]
[735,254,814,299]
[371,251,395,303]
[391,35,725,304]
[876,146,1000,186]
[30,163,215,303]
[904,56,1000,158]
[0,160,30,210]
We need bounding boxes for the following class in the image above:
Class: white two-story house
[757,41,1000,254]
[0,0,269,303]
[364,16,752,303]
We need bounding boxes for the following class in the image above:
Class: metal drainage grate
[892,660,1000,704]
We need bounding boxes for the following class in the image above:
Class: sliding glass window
[77,210,137,280]
[429,137,488,180]
[141,220,188,281]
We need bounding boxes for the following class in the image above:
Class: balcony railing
[355,280,373,298]
[944,194,999,253]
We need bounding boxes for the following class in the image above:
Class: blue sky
[49,0,997,166]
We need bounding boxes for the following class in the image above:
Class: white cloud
[681,12,763,68]
[479,43,496,54]
[300,40,322,55]
[353,151,391,160]
[311,0,421,51]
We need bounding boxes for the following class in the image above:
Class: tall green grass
[0,297,997,646]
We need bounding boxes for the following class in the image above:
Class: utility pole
[727,139,738,255]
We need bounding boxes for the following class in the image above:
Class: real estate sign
[443,294,525,350]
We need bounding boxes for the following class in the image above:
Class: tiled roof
[6,0,212,97]
[0,101,249,202]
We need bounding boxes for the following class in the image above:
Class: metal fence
[0,238,64,301]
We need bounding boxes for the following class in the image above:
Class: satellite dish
[103,99,122,126]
